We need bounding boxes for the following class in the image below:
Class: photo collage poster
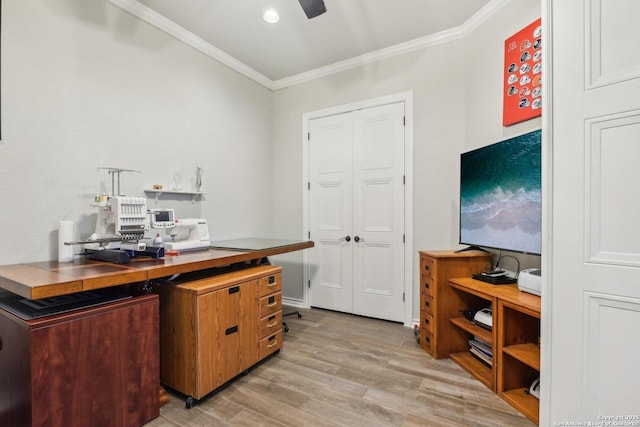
[503,18,542,126]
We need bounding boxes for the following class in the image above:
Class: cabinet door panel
[0,314,30,427]
[197,280,258,397]
[30,296,159,427]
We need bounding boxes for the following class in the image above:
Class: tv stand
[455,245,490,253]
[448,276,541,424]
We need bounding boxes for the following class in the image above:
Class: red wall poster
[503,18,542,127]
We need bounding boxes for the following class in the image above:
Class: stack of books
[469,337,492,367]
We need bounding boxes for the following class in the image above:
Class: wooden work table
[0,238,314,300]
[0,238,313,427]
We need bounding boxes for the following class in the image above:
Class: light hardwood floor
[145,307,535,426]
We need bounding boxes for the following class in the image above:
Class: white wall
[0,0,273,265]
[272,0,542,317]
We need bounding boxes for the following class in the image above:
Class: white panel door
[546,0,640,423]
[352,103,405,322]
[308,113,354,313]
[308,102,405,322]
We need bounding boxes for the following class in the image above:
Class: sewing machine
[164,218,211,251]
[84,196,159,263]
[89,196,147,247]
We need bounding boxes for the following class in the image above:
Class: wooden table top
[0,240,314,300]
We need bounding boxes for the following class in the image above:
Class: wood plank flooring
[144,307,535,427]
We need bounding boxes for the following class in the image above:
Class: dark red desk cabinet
[0,294,159,427]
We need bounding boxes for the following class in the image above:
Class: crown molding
[271,27,463,91]
[106,0,512,92]
[105,0,275,89]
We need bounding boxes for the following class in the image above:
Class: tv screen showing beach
[459,129,542,255]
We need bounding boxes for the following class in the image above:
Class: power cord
[494,254,521,278]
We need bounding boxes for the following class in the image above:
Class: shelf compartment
[450,351,493,390]
[501,387,540,425]
[449,317,492,344]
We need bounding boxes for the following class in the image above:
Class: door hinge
[308,280,311,288]
[308,132,310,141]
[403,234,405,243]
[403,116,406,126]
[403,292,405,302]
[308,231,311,239]
[308,182,311,190]
[403,175,405,185]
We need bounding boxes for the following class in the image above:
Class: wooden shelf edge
[450,351,493,391]
[500,387,540,425]
[503,343,541,371]
[450,316,493,344]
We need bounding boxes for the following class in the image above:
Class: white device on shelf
[164,218,211,251]
[518,268,541,296]
[149,208,175,229]
[473,308,493,330]
[529,378,540,399]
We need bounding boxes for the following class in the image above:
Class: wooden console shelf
[448,276,541,425]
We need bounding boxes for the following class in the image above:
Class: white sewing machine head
[164,218,211,251]
[89,196,148,250]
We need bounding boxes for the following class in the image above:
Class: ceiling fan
[298,0,327,19]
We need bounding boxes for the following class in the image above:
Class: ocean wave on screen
[461,187,541,216]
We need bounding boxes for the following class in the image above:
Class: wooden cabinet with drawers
[418,250,492,359]
[158,265,282,404]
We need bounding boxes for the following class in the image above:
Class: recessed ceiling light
[263,9,280,24]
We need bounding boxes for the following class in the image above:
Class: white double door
[308,102,405,322]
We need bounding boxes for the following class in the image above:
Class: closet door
[308,113,354,313]
[352,102,405,322]
[308,102,405,322]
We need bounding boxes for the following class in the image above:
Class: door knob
[354,236,360,242]
[340,235,351,242]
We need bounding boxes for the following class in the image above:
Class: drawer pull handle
[424,301,430,307]
[424,283,430,289]
[267,301,278,308]
[268,276,276,285]
[267,321,278,328]
[229,286,240,294]
[267,339,278,348]
[424,318,429,325]
[225,325,238,335]
[424,265,430,271]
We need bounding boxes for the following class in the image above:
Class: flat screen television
[459,129,541,255]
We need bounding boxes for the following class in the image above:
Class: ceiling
[111,0,502,89]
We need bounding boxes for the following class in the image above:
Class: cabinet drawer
[259,330,282,359]
[420,329,433,354]
[421,312,434,334]
[421,294,434,314]
[259,272,282,297]
[259,311,282,338]
[421,256,435,281]
[259,291,282,317]
[421,277,434,296]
